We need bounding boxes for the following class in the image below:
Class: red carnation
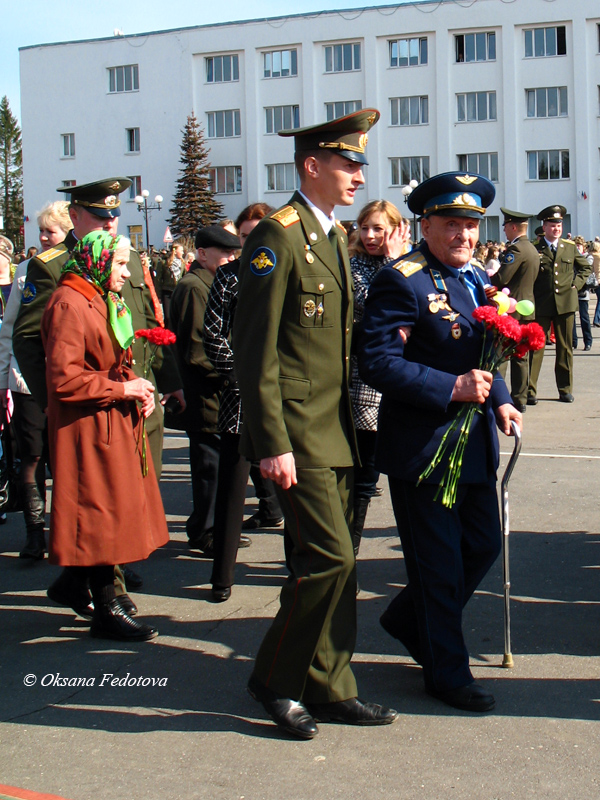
[135,328,177,346]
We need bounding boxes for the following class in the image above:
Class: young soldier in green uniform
[528,205,591,404]
[491,208,540,411]
[233,110,397,739]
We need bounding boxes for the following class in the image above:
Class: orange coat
[41,274,169,566]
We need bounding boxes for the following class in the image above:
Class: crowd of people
[1,108,598,740]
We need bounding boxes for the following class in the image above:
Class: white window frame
[263,49,298,78]
[527,150,570,181]
[390,96,429,127]
[265,105,300,134]
[325,100,362,121]
[457,91,497,122]
[128,176,142,200]
[61,133,75,158]
[457,152,499,183]
[266,163,299,192]
[526,87,568,118]
[209,166,243,194]
[207,110,241,139]
[108,64,139,93]
[390,156,430,187]
[389,37,428,68]
[126,127,140,153]
[206,54,239,83]
[455,32,496,63]
[324,43,361,73]
[524,26,567,58]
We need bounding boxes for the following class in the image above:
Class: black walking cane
[501,420,522,668]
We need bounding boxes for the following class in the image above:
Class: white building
[19,0,600,248]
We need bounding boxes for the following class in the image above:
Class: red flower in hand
[135,328,177,346]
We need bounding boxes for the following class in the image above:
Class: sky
[1,0,416,122]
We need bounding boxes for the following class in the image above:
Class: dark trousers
[186,431,220,541]
[354,429,379,500]
[252,466,357,704]
[249,463,282,519]
[593,287,600,326]
[573,298,592,348]
[386,475,501,692]
[211,433,251,588]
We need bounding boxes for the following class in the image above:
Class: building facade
[19,0,600,247]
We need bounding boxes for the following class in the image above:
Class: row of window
[61,128,141,157]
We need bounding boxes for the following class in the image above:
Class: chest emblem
[250,247,276,277]
[304,299,316,317]
[451,322,462,339]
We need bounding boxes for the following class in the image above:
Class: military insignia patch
[451,323,462,339]
[304,299,316,317]
[250,247,276,276]
[22,282,37,304]
[503,253,515,264]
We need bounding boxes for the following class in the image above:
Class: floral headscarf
[62,231,134,348]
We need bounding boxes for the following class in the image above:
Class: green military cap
[57,177,132,219]
[278,108,380,165]
[537,204,567,222]
[500,207,532,224]
[534,226,544,237]
[0,234,14,261]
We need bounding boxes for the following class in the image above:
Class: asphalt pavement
[1,335,599,800]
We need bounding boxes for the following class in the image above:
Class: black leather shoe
[47,583,94,620]
[559,392,574,403]
[115,594,138,616]
[239,535,251,548]
[188,531,215,558]
[90,598,158,641]
[526,396,538,406]
[427,682,495,712]
[584,344,592,351]
[307,697,397,726]
[19,530,46,560]
[242,512,284,530]
[247,676,318,739]
[380,610,422,664]
[514,403,526,413]
[122,566,143,590]
[211,586,231,602]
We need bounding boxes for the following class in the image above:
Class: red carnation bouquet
[417,298,545,508]
[133,328,177,475]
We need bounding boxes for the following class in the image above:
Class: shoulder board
[470,259,486,273]
[271,206,300,228]
[559,238,572,245]
[393,253,426,278]
[37,244,67,263]
[335,220,346,232]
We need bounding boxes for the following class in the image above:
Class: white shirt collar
[545,237,559,248]
[298,190,335,235]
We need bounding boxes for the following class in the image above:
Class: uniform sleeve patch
[503,252,515,264]
[250,247,276,276]
[21,282,37,304]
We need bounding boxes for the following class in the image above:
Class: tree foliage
[0,96,23,249]
[168,112,223,238]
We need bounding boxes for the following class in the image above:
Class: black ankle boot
[353,497,370,557]
[90,598,158,641]
[19,483,46,560]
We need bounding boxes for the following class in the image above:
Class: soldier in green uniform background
[233,110,396,739]
[528,205,590,404]
[491,207,540,411]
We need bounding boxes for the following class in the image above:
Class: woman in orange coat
[41,231,169,641]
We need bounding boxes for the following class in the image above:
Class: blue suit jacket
[358,242,512,483]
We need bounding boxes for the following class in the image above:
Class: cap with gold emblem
[500,207,532,224]
[537,204,567,222]
[0,234,14,262]
[278,108,380,165]
[408,172,495,220]
[56,177,133,219]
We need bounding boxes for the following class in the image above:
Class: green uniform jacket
[533,238,591,317]
[12,233,181,410]
[233,192,356,468]
[168,263,221,433]
[491,235,540,320]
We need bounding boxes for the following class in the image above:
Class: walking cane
[501,419,522,668]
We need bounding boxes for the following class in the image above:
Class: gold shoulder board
[395,260,424,278]
[272,206,300,228]
[37,245,66,263]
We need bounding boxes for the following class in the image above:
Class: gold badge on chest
[304,299,316,317]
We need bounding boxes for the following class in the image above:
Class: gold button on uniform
[318,283,325,291]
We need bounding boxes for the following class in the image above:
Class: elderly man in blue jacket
[359,172,522,713]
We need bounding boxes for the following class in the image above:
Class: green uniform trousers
[528,312,575,398]
[252,466,358,704]
[498,354,529,407]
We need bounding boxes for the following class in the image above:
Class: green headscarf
[62,231,134,349]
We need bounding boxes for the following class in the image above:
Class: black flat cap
[195,225,240,250]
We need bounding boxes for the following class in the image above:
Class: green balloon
[515,299,535,316]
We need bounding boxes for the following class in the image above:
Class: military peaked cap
[408,172,495,220]
[279,108,380,165]
[57,177,132,219]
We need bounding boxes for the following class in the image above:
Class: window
[126,127,140,153]
[208,166,242,194]
[207,110,241,139]
[457,152,499,182]
[526,87,568,118]
[527,150,570,180]
[61,180,76,188]
[390,156,430,186]
[389,37,428,67]
[128,225,143,251]
[480,216,500,243]
[390,96,429,126]
[266,163,299,192]
[264,49,297,78]
[108,64,139,93]
[265,105,300,134]
[61,133,75,158]
[324,43,361,73]
[206,54,239,83]
[457,91,496,122]
[128,176,142,199]
[325,100,362,121]
[524,26,566,58]
[455,32,496,63]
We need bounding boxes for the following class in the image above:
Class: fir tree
[0,96,23,249]
[168,112,222,237]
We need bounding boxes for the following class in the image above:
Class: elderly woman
[41,232,169,641]
[0,201,72,558]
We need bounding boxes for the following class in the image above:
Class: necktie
[458,267,481,307]
[328,224,346,287]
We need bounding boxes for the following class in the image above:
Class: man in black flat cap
[528,205,590,404]
[233,110,397,739]
[169,225,245,557]
[359,171,521,713]
[491,208,540,411]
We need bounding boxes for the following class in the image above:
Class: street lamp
[401,179,419,244]
[134,189,163,251]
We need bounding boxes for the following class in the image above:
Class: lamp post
[401,179,419,244]
[134,189,163,251]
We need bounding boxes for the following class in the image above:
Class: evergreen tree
[168,112,222,237]
[0,96,23,249]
